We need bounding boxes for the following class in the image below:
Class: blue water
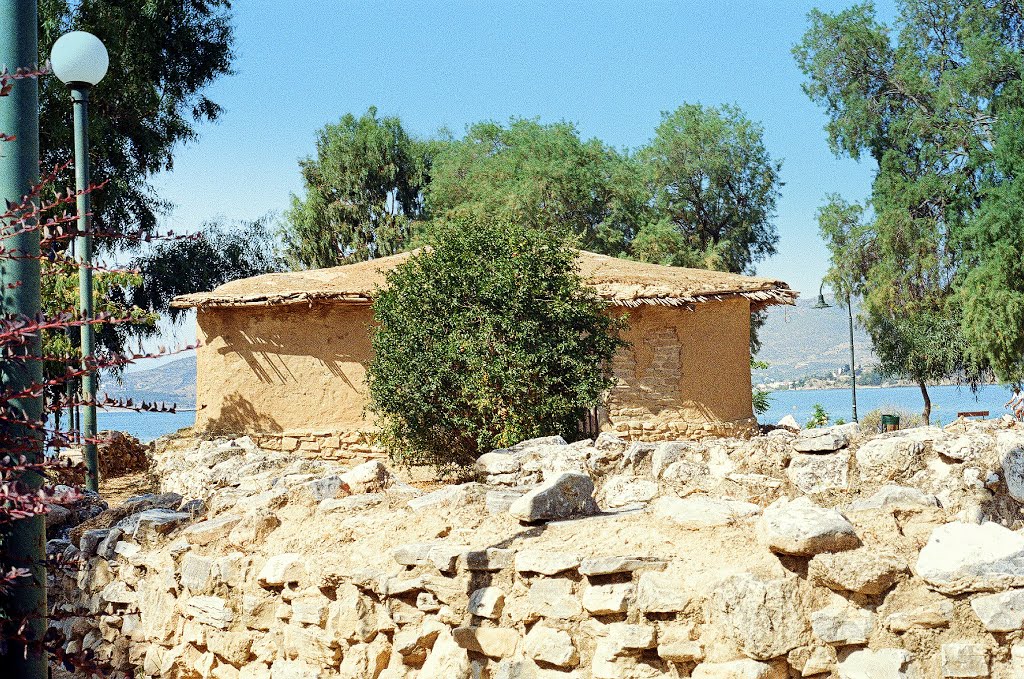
[762,384,1016,427]
[72,410,196,443]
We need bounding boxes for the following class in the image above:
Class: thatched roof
[171,250,797,311]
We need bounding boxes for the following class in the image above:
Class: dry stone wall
[48,417,1024,678]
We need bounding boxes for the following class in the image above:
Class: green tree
[367,217,626,469]
[636,104,782,275]
[796,1,1011,420]
[128,216,285,323]
[283,107,430,268]
[39,0,234,240]
[959,101,1024,385]
[425,118,645,256]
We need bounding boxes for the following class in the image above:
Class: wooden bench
[957,410,989,419]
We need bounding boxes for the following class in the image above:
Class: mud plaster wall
[193,304,378,457]
[193,298,756,451]
[605,297,757,440]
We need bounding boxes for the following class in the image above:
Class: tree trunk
[919,381,931,425]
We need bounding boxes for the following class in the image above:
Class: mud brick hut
[172,251,796,458]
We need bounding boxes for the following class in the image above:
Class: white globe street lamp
[51,30,108,492]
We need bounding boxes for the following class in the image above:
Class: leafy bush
[367,217,626,469]
[807,403,830,428]
[751,359,772,416]
[860,406,926,432]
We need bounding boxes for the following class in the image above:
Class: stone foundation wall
[48,418,1024,679]
[250,430,384,463]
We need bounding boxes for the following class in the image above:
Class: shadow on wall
[200,392,283,435]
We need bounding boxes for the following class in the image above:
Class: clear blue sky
[151,0,896,299]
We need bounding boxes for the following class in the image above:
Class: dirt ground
[99,469,159,507]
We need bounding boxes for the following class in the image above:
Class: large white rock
[523,623,578,668]
[257,554,304,588]
[600,476,658,508]
[582,583,634,615]
[970,589,1024,631]
[810,604,873,645]
[793,427,848,453]
[339,460,392,493]
[508,473,599,523]
[915,522,1024,594]
[514,550,580,575]
[652,496,761,529]
[838,649,920,679]
[759,496,859,556]
[808,547,907,595]
[709,574,809,660]
[855,437,925,482]
[787,451,850,494]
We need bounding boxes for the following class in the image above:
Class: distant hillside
[102,355,197,408]
[754,297,878,385]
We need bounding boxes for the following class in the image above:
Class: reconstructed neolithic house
[172,251,795,458]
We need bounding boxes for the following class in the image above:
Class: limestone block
[130,508,191,543]
[257,554,304,588]
[970,589,1024,631]
[508,473,599,523]
[657,623,703,663]
[524,578,582,620]
[462,547,515,571]
[792,427,849,453]
[582,583,635,615]
[524,623,579,668]
[452,626,520,658]
[326,584,376,643]
[759,496,859,556]
[283,624,339,668]
[940,643,989,678]
[884,599,953,632]
[691,660,785,679]
[486,489,527,514]
[268,658,319,679]
[515,550,580,575]
[810,604,873,645]
[635,568,690,614]
[604,622,657,655]
[848,484,939,511]
[290,591,329,626]
[787,645,837,677]
[652,496,760,529]
[206,629,254,665]
[180,553,216,594]
[468,586,505,619]
[600,476,659,508]
[915,522,1024,594]
[185,596,233,629]
[787,451,850,494]
[837,649,920,679]
[808,547,907,595]
[419,627,471,679]
[392,542,435,566]
[855,437,925,482]
[394,620,444,666]
[477,451,522,476]
[579,555,666,576]
[709,574,809,660]
[181,513,243,546]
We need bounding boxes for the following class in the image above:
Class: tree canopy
[39,0,235,241]
[283,107,431,268]
[796,0,1024,416]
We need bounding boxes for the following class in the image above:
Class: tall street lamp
[51,31,108,492]
[814,282,859,423]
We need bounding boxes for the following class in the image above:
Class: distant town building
[172,251,796,459]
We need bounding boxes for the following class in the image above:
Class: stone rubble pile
[48,416,1024,678]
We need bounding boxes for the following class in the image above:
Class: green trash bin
[881,414,900,432]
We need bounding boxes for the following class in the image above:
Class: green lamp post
[51,31,109,492]
[0,2,46,675]
[814,282,859,423]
